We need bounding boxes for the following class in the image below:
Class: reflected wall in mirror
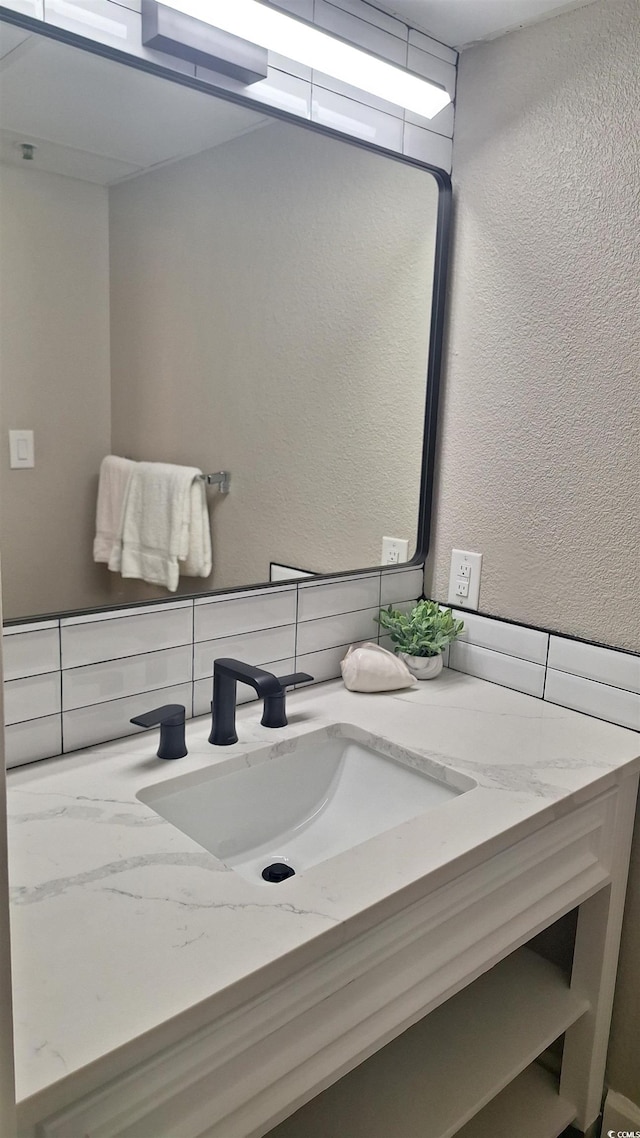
[0,20,443,623]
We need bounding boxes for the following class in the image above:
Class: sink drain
[262,862,296,883]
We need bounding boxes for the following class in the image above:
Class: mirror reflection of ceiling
[0,22,439,623]
[0,28,271,184]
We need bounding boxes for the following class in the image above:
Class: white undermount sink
[137,724,475,884]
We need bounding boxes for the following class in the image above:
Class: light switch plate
[448,549,482,610]
[9,429,34,469]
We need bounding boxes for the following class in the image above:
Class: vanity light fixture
[159,0,452,119]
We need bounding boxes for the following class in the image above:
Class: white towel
[94,456,136,566]
[117,462,211,592]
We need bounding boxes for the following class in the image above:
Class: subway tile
[3,619,58,634]
[195,63,311,119]
[4,673,61,726]
[193,657,295,717]
[194,587,296,643]
[320,0,408,41]
[312,85,403,151]
[1,0,43,17]
[311,71,403,119]
[194,625,296,681]
[380,567,424,606]
[408,28,457,65]
[402,121,452,171]
[63,646,192,711]
[314,0,407,64]
[268,51,312,82]
[63,682,193,753]
[407,44,456,96]
[405,102,454,140]
[298,573,380,622]
[449,641,545,698]
[2,627,60,680]
[450,610,549,666]
[5,715,62,769]
[61,599,192,625]
[61,606,192,669]
[296,607,379,655]
[544,669,640,733]
[548,636,640,695]
[295,643,360,685]
[266,0,313,18]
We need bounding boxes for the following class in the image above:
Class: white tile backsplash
[2,627,60,680]
[62,646,192,711]
[194,626,296,681]
[5,715,62,769]
[295,644,357,685]
[63,682,193,753]
[448,640,545,699]
[544,669,640,733]
[4,672,61,726]
[195,588,296,643]
[298,574,380,622]
[61,607,193,669]
[4,575,639,765]
[548,636,640,695]
[451,610,549,666]
[296,607,379,655]
[380,567,424,606]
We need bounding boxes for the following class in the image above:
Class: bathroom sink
[137,725,474,884]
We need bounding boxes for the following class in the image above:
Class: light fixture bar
[160,0,451,119]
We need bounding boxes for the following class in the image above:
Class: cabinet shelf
[268,947,588,1138]
[455,1064,576,1138]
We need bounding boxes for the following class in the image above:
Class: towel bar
[199,471,231,494]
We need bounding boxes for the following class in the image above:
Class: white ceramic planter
[398,652,444,680]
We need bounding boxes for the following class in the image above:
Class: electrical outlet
[448,549,482,609]
[381,536,409,565]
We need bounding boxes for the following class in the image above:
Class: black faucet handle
[275,673,314,688]
[130,704,187,760]
[261,673,315,730]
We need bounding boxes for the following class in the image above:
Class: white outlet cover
[448,549,482,609]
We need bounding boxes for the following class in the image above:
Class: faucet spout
[209,658,312,746]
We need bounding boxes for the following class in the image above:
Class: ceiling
[0,27,270,185]
[373,0,599,50]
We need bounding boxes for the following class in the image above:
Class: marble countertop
[7,671,640,1118]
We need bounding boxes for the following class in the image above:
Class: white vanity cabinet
[8,677,640,1138]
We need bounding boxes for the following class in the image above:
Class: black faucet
[130,704,187,759]
[209,658,313,746]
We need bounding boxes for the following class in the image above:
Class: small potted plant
[375,599,464,679]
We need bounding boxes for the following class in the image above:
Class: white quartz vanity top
[7,671,640,1116]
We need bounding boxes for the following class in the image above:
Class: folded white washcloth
[94,455,136,566]
[116,462,211,592]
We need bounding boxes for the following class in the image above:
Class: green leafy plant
[375,599,464,658]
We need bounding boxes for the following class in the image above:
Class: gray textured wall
[429,0,640,1105]
[426,0,639,654]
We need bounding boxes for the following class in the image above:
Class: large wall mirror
[0,15,449,623]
